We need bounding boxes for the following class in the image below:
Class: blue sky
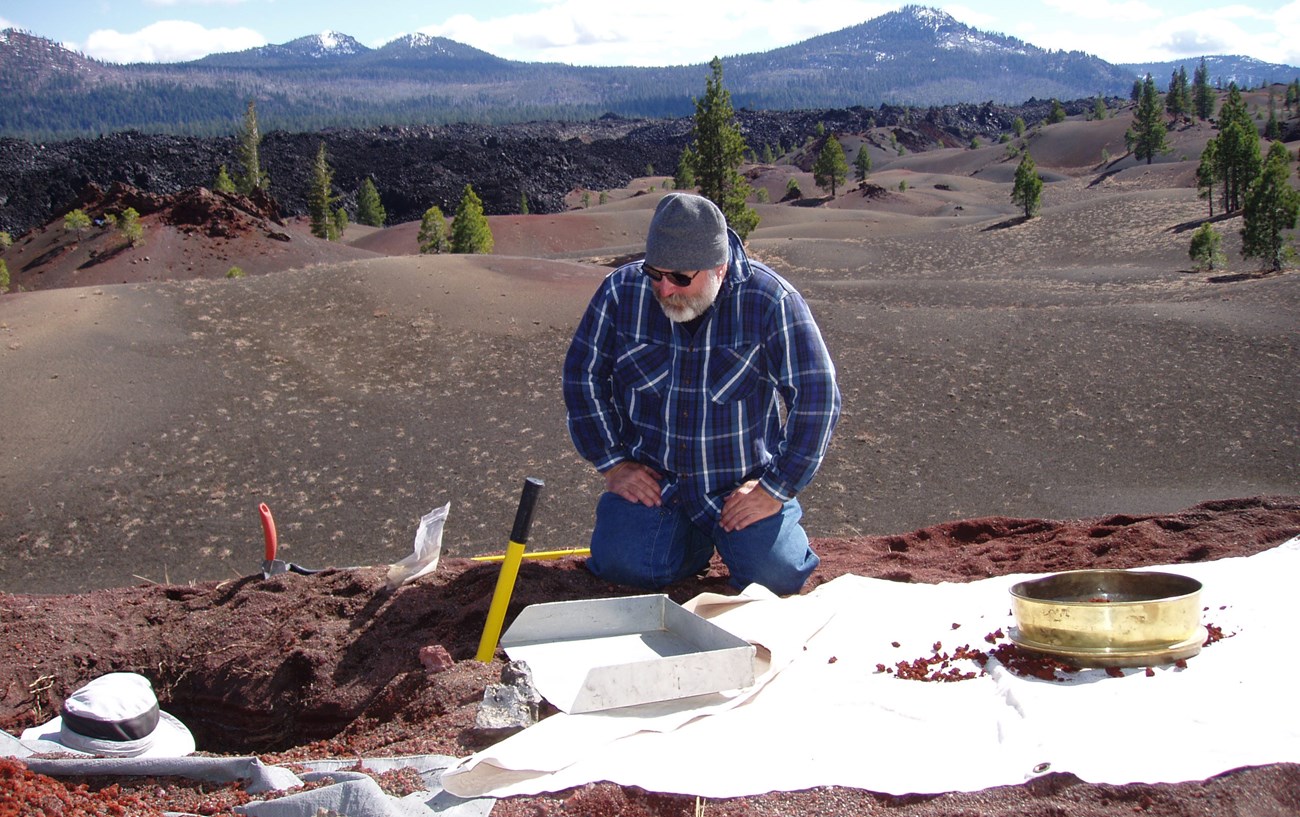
[2,0,1298,67]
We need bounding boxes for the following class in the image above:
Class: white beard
[656,270,724,323]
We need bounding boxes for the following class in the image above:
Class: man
[563,193,840,595]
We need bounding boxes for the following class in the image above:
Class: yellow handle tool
[471,547,589,562]
[475,477,545,663]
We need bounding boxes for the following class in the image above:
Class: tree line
[1008,64,1296,272]
[31,63,1295,276]
[287,63,1300,271]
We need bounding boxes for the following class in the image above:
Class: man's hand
[720,480,781,532]
[604,461,663,507]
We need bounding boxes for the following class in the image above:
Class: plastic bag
[386,502,451,590]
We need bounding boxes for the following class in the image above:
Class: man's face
[647,264,726,323]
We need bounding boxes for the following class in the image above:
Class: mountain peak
[860,4,1026,54]
[285,30,366,58]
[374,33,504,63]
[896,4,960,29]
[316,31,357,52]
[0,27,117,84]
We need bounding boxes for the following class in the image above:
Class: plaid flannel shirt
[563,231,841,527]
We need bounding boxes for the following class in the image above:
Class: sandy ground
[1,159,1295,594]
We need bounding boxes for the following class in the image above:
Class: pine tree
[63,208,91,238]
[1011,152,1042,219]
[690,57,758,238]
[1241,141,1300,271]
[1192,57,1215,120]
[853,145,872,182]
[1012,116,1026,138]
[234,99,267,195]
[451,184,493,254]
[119,207,143,247]
[519,192,529,215]
[332,208,348,239]
[213,165,236,194]
[1196,140,1218,218]
[1047,98,1066,124]
[674,145,696,190]
[307,142,337,240]
[813,135,849,197]
[1189,223,1225,271]
[1264,92,1283,140]
[1215,84,1263,212]
[0,258,8,294]
[1166,66,1190,119]
[355,177,387,227]
[418,206,448,254]
[1092,95,1107,121]
[1133,74,1169,165]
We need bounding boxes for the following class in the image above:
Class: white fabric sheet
[443,536,1300,799]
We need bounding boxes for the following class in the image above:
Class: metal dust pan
[500,594,756,713]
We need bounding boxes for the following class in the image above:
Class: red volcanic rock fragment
[419,644,455,674]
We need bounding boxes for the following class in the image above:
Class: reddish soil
[3,496,1299,815]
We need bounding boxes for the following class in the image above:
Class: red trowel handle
[259,503,278,561]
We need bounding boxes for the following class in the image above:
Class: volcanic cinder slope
[0,102,1295,594]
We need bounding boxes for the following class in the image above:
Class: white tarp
[443,536,1300,799]
[0,736,490,817]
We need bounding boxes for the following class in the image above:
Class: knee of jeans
[732,556,816,596]
[586,555,666,591]
[589,504,684,590]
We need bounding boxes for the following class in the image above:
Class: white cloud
[1163,4,1300,66]
[416,0,893,66]
[1274,1,1300,64]
[1042,0,1161,23]
[995,2,1298,65]
[80,20,265,63]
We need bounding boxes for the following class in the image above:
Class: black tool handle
[510,477,545,545]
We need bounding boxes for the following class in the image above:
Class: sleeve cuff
[758,474,794,503]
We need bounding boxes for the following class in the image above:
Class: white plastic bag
[385,502,451,590]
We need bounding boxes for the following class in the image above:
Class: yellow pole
[475,477,544,663]
[471,547,589,563]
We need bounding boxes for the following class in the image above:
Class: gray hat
[644,193,729,271]
[21,672,195,758]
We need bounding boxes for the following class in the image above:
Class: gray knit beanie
[644,193,729,271]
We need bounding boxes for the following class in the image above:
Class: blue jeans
[586,492,819,596]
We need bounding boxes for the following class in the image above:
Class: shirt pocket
[614,342,671,396]
[707,344,763,403]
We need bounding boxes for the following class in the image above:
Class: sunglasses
[641,263,706,287]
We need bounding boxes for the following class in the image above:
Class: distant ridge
[1120,55,1300,91]
[195,31,369,66]
[1,5,1297,138]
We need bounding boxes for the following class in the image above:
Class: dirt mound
[3,496,1297,814]
[164,186,283,236]
[3,182,382,291]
